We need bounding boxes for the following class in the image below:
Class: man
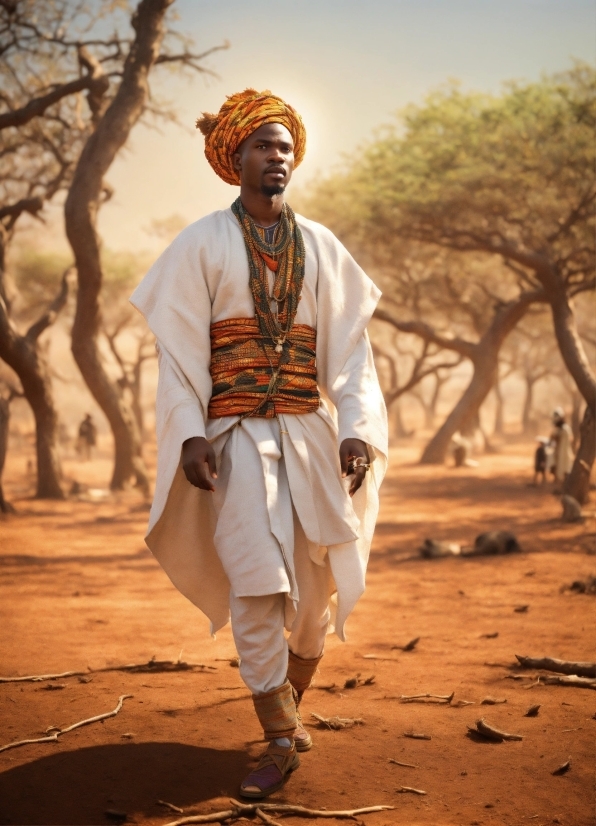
[77,413,97,461]
[549,407,574,489]
[131,89,387,798]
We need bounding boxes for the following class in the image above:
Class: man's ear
[232,152,241,172]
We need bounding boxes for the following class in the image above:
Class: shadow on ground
[0,742,250,825]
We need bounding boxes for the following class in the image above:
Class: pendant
[275,341,283,353]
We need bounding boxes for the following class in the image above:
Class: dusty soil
[0,441,594,826]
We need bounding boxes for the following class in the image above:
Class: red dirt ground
[0,441,594,826]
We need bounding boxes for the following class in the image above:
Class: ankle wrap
[287,650,323,701]
[252,680,297,741]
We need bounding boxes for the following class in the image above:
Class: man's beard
[261,182,286,197]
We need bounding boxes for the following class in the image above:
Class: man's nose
[267,145,285,163]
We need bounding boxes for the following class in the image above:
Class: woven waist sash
[208,317,320,418]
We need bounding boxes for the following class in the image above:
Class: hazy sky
[61,0,596,252]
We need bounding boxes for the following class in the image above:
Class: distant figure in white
[549,407,574,488]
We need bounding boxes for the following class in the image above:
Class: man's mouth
[265,167,286,179]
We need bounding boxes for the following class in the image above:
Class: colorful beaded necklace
[231,197,306,353]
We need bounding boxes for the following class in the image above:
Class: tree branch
[25,266,74,342]
[0,74,103,131]
[373,307,477,359]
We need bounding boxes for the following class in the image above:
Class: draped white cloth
[130,208,388,639]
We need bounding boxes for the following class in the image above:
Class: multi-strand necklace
[231,197,305,353]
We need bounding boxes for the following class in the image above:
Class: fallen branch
[398,691,454,704]
[0,658,217,683]
[451,699,475,707]
[391,637,420,652]
[388,758,419,768]
[311,713,364,730]
[397,787,427,795]
[468,718,523,742]
[538,675,596,689]
[312,683,337,692]
[163,799,394,825]
[480,697,507,705]
[158,801,184,814]
[360,654,400,662]
[403,732,431,740]
[515,655,596,679]
[0,695,132,753]
[255,808,281,826]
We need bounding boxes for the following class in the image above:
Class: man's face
[233,122,295,197]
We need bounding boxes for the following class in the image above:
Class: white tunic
[130,208,388,639]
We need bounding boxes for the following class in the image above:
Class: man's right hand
[182,436,217,491]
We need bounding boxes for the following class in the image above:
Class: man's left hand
[339,438,370,497]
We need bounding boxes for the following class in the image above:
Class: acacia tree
[2,0,224,492]
[0,1,124,500]
[307,66,594,495]
[63,0,224,490]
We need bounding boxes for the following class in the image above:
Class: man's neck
[239,188,285,226]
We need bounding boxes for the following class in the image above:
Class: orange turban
[196,89,306,186]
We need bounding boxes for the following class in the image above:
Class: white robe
[130,208,388,639]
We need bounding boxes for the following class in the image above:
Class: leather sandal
[240,741,300,799]
[293,706,312,752]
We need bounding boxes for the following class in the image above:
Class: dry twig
[536,675,596,690]
[403,732,431,740]
[360,654,399,662]
[311,713,365,730]
[468,718,523,742]
[515,655,596,679]
[0,658,216,683]
[480,697,507,705]
[552,759,571,776]
[525,704,541,717]
[397,787,427,795]
[398,691,454,704]
[163,798,394,825]
[0,695,132,753]
[388,758,419,768]
[391,637,420,652]
[158,801,184,814]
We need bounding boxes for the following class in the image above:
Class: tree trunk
[547,283,596,413]
[131,360,145,438]
[0,322,64,500]
[392,397,410,438]
[521,376,536,435]
[570,390,582,450]
[564,406,594,504]
[542,276,596,495]
[420,352,497,463]
[65,0,171,491]
[420,295,535,464]
[493,377,505,436]
[0,394,14,513]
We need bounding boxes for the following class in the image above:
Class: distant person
[77,413,97,461]
[532,437,549,486]
[451,431,477,468]
[549,407,574,488]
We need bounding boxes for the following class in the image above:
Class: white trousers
[229,510,332,695]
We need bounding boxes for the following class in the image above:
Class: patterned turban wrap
[196,88,306,186]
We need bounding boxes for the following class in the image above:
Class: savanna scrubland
[0,2,594,825]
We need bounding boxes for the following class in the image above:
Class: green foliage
[308,63,595,281]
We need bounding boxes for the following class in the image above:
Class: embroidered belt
[208,317,320,418]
